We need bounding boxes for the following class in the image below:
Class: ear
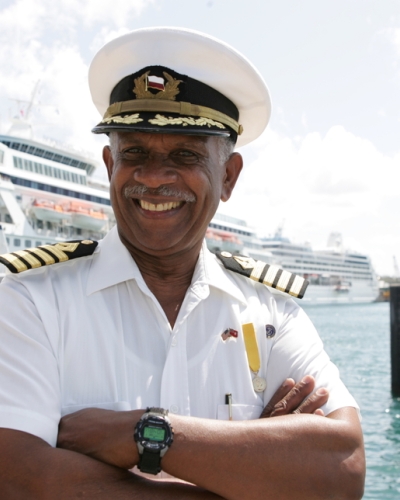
[220,152,243,202]
[102,146,114,182]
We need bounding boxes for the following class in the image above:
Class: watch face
[135,414,174,452]
[143,425,166,442]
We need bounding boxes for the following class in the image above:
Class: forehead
[111,131,218,149]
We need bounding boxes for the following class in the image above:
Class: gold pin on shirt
[242,323,267,393]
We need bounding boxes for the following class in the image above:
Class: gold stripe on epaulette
[250,260,266,281]
[289,276,305,297]
[15,250,42,269]
[263,265,281,286]
[0,253,28,272]
[39,245,68,262]
[276,270,291,292]
[29,248,55,265]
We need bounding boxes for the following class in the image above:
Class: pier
[390,284,400,396]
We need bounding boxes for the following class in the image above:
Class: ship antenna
[275,219,285,238]
[7,80,41,138]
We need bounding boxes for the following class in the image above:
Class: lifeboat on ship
[30,199,71,223]
[334,281,351,293]
[68,203,108,231]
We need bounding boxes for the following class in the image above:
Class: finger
[269,375,316,417]
[260,378,295,418]
[314,409,325,416]
[293,388,329,415]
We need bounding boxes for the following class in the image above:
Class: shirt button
[171,336,177,346]
[170,404,179,414]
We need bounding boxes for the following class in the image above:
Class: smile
[139,200,182,212]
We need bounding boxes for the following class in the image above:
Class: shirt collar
[87,227,247,304]
[196,240,248,304]
[86,226,144,295]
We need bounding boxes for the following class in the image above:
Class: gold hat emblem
[133,71,182,101]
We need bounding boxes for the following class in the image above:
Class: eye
[120,147,147,160]
[124,147,145,154]
[172,149,200,164]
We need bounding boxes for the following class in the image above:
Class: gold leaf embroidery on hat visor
[103,101,242,135]
[149,114,226,129]
[133,71,182,101]
[101,113,144,125]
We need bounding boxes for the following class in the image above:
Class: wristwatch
[134,407,174,474]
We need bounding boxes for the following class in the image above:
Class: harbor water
[303,302,400,499]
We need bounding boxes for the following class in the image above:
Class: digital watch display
[143,425,166,441]
[134,407,174,474]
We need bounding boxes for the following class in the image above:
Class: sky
[0,0,399,276]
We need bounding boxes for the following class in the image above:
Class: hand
[57,408,143,469]
[260,375,329,418]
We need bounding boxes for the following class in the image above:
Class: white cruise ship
[206,213,379,304]
[0,125,379,304]
[0,128,114,279]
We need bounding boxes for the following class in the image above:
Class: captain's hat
[89,27,271,148]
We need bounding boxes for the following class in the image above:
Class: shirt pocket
[61,401,131,417]
[217,404,263,421]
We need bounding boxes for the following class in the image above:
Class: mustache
[123,185,196,203]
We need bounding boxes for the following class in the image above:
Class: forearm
[0,430,222,500]
[163,408,365,500]
[58,404,364,500]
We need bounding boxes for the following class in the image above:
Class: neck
[121,237,203,328]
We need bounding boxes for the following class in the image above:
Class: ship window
[6,237,9,245]
[13,238,21,247]
[8,175,110,206]
[36,241,42,246]
[13,156,22,169]
[5,214,11,223]
[0,150,3,164]
[25,240,32,247]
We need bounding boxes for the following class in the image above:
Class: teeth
[140,200,181,211]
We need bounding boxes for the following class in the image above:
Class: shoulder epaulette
[0,240,98,274]
[216,251,309,299]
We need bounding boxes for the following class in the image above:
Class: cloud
[0,0,154,159]
[223,125,400,275]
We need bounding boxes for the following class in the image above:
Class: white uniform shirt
[0,226,357,447]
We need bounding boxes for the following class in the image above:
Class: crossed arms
[0,376,365,499]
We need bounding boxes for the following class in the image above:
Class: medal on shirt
[242,323,267,393]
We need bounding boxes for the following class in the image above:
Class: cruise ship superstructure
[206,214,379,304]
[0,130,114,279]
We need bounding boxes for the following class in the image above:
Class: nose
[133,154,178,188]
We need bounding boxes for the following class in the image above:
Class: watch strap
[138,449,162,474]
[147,407,168,415]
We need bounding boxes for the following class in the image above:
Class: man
[0,27,364,499]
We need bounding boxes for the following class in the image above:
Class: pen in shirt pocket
[225,393,233,421]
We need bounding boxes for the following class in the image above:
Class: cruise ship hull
[301,282,379,305]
